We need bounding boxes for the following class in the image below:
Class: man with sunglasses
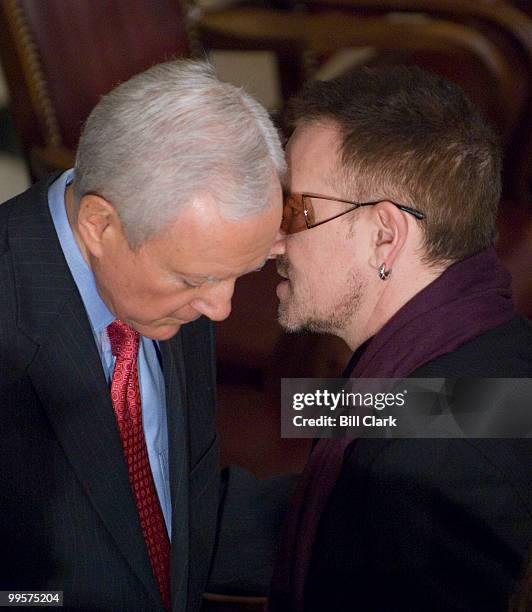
[269,66,532,611]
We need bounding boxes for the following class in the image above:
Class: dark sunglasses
[281,192,426,235]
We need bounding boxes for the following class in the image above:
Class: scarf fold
[269,247,515,612]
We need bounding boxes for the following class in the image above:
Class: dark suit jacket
[0,176,292,610]
[305,317,532,611]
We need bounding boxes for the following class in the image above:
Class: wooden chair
[200,8,515,131]
[300,0,532,208]
[200,0,532,207]
[202,592,267,611]
[0,0,305,179]
[0,0,188,177]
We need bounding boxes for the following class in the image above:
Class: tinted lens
[282,194,308,234]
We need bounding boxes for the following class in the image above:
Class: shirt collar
[48,169,115,334]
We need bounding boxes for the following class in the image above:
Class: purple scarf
[269,247,515,611]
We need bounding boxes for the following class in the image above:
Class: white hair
[73,59,286,248]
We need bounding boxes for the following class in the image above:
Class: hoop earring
[378,263,391,281]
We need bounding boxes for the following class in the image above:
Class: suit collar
[48,169,114,334]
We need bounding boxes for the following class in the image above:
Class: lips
[276,278,290,300]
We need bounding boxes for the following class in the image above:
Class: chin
[148,325,183,341]
[129,321,183,341]
[278,300,337,336]
[278,303,305,332]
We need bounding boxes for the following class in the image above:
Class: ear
[76,194,122,258]
[369,201,409,272]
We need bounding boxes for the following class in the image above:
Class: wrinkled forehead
[144,195,281,275]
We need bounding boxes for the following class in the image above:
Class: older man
[0,60,286,611]
[270,66,532,611]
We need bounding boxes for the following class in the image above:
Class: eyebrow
[182,273,219,283]
[184,261,268,283]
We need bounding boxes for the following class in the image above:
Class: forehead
[286,122,343,192]
[142,188,282,277]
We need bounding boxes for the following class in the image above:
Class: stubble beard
[278,262,365,337]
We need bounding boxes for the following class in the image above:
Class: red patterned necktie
[107,320,170,610]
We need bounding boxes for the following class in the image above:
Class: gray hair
[73,59,286,248]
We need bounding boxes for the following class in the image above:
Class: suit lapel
[163,318,218,612]
[161,336,190,611]
[180,318,219,612]
[11,178,162,608]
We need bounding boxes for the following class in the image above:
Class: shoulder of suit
[411,316,532,377]
[0,173,62,256]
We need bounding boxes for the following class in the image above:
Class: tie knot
[107,320,139,359]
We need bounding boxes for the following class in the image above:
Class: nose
[268,230,287,259]
[190,279,235,322]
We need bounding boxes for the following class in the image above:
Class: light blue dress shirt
[48,170,172,537]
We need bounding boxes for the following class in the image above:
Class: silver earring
[378,263,391,281]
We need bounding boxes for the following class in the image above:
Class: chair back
[0,0,190,170]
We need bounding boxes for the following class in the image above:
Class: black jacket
[306,317,532,611]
